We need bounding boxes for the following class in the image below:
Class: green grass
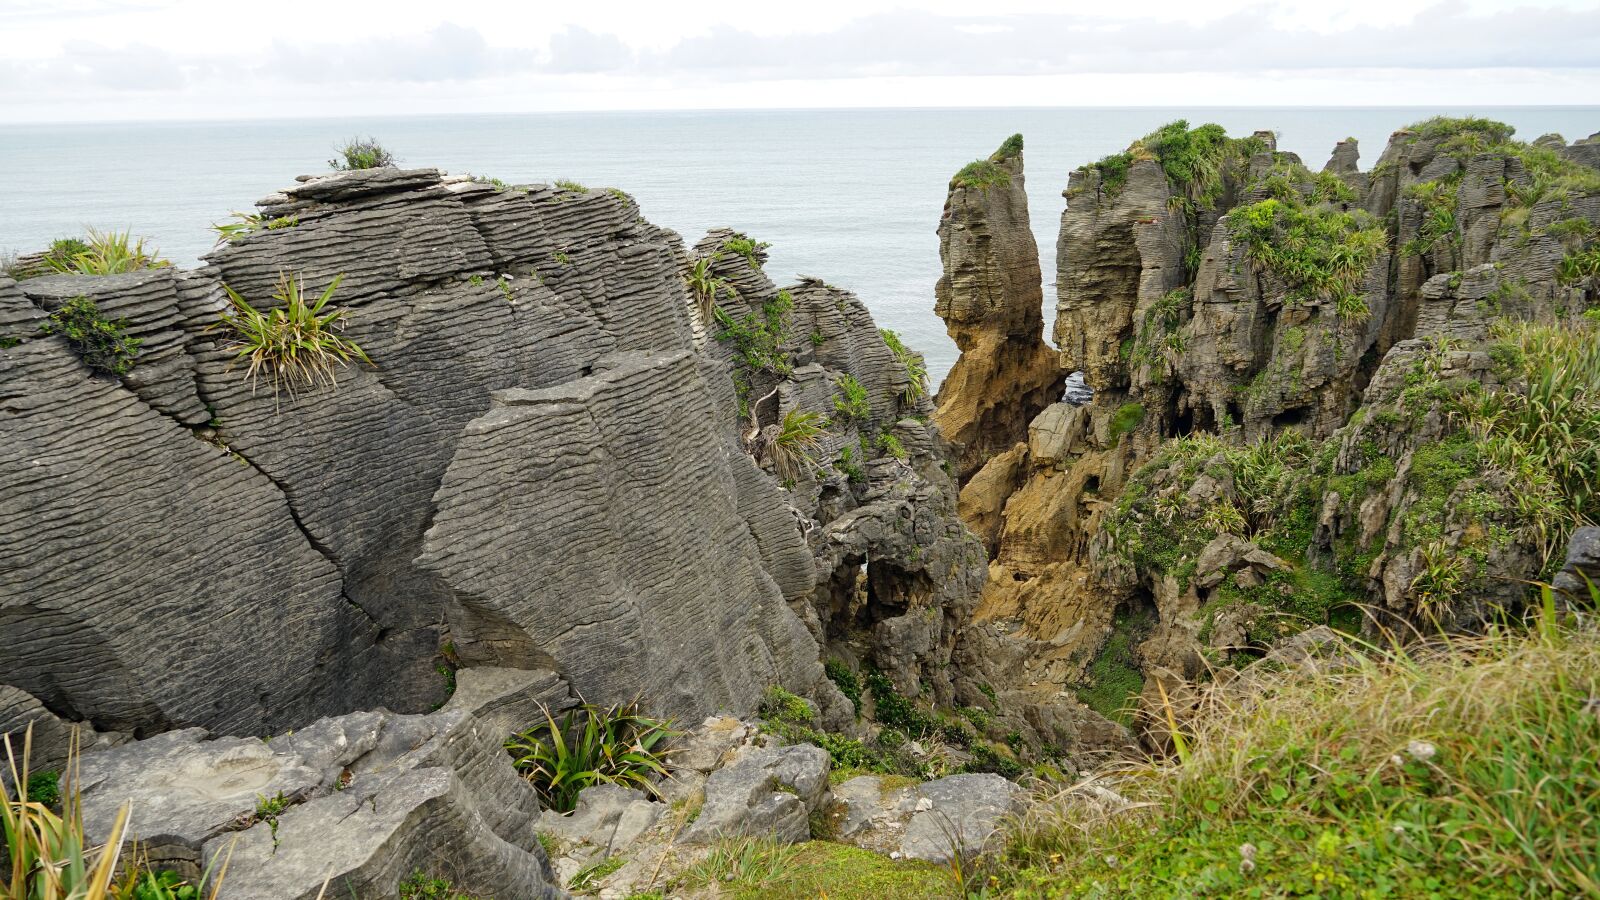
[997,604,1600,898]
[397,871,485,899]
[1107,402,1145,441]
[1079,121,1265,205]
[724,233,770,266]
[570,855,626,891]
[40,296,142,376]
[554,179,588,193]
[1075,607,1153,724]
[694,840,952,899]
[328,136,394,170]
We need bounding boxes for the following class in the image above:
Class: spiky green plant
[212,212,299,245]
[505,701,676,813]
[684,254,734,324]
[44,229,170,276]
[769,409,829,483]
[213,272,373,402]
[4,726,129,900]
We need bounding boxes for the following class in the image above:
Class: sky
[3,0,1600,122]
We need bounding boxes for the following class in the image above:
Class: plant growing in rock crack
[723,233,770,267]
[45,228,170,276]
[682,837,797,891]
[328,136,395,170]
[398,871,485,900]
[767,408,829,483]
[554,179,588,193]
[684,254,734,324]
[213,272,374,403]
[211,212,298,245]
[505,700,676,813]
[569,855,626,891]
[39,296,142,376]
[878,328,927,403]
[251,791,291,851]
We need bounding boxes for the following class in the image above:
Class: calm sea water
[4,107,1597,383]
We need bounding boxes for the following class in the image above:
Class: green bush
[24,771,59,809]
[1226,197,1385,320]
[40,296,142,376]
[328,137,395,170]
[824,660,863,713]
[714,290,794,378]
[724,234,770,267]
[213,272,372,401]
[505,701,676,813]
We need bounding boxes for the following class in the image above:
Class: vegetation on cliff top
[40,228,170,277]
[953,134,1025,189]
[1079,120,1266,203]
[328,136,395,171]
[997,598,1600,898]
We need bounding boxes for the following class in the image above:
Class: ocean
[4,107,1597,384]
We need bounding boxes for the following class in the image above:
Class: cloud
[3,2,1597,103]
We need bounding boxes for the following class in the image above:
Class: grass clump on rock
[214,272,373,402]
[44,228,170,276]
[328,136,395,171]
[40,296,142,376]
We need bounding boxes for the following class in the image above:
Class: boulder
[678,744,831,846]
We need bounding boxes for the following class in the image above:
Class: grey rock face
[1553,527,1600,597]
[3,164,938,757]
[73,668,571,899]
[678,744,831,846]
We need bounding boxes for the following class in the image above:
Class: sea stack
[932,134,1063,482]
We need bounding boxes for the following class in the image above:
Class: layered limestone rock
[0,165,979,772]
[933,135,1063,482]
[684,229,987,712]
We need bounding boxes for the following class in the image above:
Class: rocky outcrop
[933,135,1063,482]
[72,668,571,899]
[944,116,1599,750]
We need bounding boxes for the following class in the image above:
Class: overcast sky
[4,0,1600,122]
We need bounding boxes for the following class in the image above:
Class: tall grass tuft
[213,272,373,403]
[995,589,1600,898]
[1455,316,1600,565]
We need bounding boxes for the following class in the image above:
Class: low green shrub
[878,328,927,403]
[724,234,770,267]
[328,137,395,170]
[40,296,142,375]
[505,701,676,813]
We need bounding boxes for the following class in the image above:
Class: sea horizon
[7,105,1598,383]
